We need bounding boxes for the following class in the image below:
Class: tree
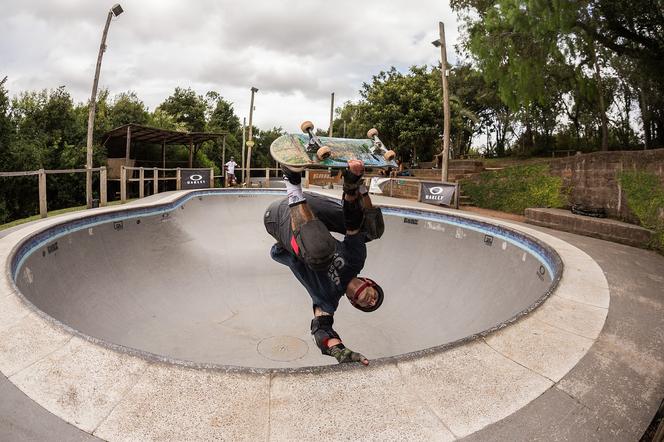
[206,91,240,133]
[108,91,150,128]
[452,0,664,150]
[156,87,207,132]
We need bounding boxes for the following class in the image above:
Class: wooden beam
[38,169,47,218]
[188,139,193,168]
[125,125,132,161]
[100,166,107,206]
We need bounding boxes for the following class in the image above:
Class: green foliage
[461,164,567,214]
[619,170,664,251]
[156,87,207,132]
[108,91,150,128]
[452,0,664,150]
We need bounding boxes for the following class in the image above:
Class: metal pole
[436,21,451,183]
[329,92,335,137]
[241,117,246,184]
[86,10,115,209]
[245,87,258,186]
[222,135,226,187]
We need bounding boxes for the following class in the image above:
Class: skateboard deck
[271,133,397,169]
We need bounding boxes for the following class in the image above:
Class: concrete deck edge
[0,189,610,440]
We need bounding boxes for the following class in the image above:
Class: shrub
[460,164,567,214]
[619,170,664,251]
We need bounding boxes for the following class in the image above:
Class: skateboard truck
[301,121,332,160]
[367,128,396,162]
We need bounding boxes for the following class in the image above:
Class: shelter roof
[103,124,228,145]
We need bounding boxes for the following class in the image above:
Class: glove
[342,160,365,194]
[328,344,369,365]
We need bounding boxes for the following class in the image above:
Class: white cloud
[1,0,460,133]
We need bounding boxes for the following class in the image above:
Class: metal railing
[0,167,107,219]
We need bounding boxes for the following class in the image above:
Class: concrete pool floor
[0,189,662,441]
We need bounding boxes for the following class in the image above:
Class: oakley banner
[181,169,210,189]
[420,182,456,206]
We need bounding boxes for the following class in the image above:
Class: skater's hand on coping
[329,344,369,366]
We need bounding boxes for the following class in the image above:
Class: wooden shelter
[102,124,228,179]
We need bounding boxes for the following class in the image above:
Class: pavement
[0,188,662,441]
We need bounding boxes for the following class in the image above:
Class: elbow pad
[343,196,364,231]
[310,315,341,355]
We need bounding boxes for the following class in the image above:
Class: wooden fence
[0,167,107,219]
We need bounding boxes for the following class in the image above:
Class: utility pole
[245,87,258,186]
[328,92,335,137]
[432,21,450,183]
[86,4,123,208]
[241,117,246,184]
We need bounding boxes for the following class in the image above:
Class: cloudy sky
[2,0,461,133]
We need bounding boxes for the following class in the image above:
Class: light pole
[328,92,335,137]
[432,21,450,183]
[86,3,123,208]
[244,87,258,186]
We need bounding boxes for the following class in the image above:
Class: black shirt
[270,232,367,314]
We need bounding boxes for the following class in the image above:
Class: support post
[38,169,47,218]
[120,166,127,202]
[329,92,335,136]
[222,135,227,187]
[161,138,166,192]
[435,22,451,183]
[241,117,246,184]
[210,168,215,188]
[188,140,193,168]
[100,166,107,206]
[125,125,131,161]
[176,168,181,190]
[86,9,115,209]
[139,167,144,198]
[245,87,258,185]
[153,168,159,194]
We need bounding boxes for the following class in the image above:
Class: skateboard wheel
[384,150,396,161]
[317,146,332,160]
[367,128,379,138]
[301,120,315,133]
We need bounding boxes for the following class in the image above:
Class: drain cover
[257,336,308,362]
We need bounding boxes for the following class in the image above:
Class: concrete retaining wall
[548,149,664,223]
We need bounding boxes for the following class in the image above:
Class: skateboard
[270,121,397,170]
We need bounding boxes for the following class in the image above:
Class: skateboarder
[263,160,385,365]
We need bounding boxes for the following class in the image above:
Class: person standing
[225,156,238,186]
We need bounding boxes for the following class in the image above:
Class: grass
[619,170,664,251]
[460,163,568,214]
[0,200,132,232]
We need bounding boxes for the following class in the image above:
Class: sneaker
[281,165,303,185]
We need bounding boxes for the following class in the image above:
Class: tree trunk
[639,88,651,149]
[592,44,609,151]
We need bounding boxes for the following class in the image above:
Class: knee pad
[310,315,340,355]
[294,220,336,271]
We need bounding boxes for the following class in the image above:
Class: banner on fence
[181,169,210,189]
[420,182,456,206]
[369,177,391,194]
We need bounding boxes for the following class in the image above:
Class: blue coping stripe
[11,189,562,282]
[381,207,560,278]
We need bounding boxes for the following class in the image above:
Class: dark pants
[263,193,384,262]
